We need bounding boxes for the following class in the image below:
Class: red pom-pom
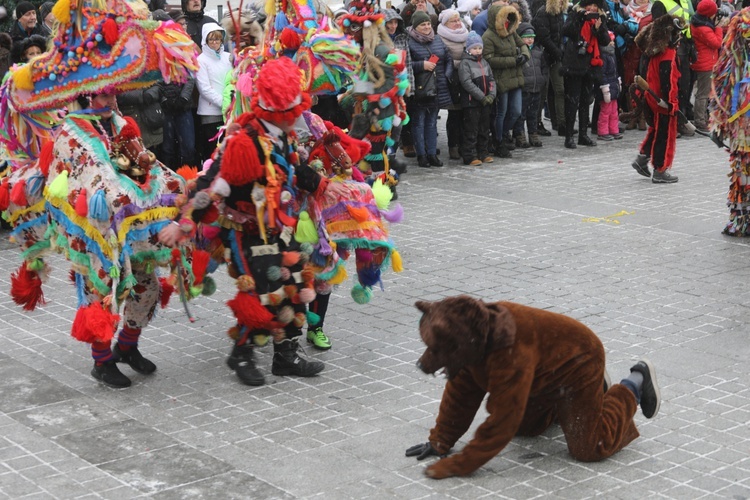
[102,18,119,46]
[227,292,274,329]
[10,179,27,207]
[201,204,219,225]
[38,140,54,177]
[279,27,302,50]
[10,261,46,311]
[255,57,303,112]
[191,249,211,285]
[71,302,120,344]
[220,130,263,185]
[159,277,174,308]
[171,248,182,264]
[0,179,10,211]
[75,188,88,217]
[282,251,300,267]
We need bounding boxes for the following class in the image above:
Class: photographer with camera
[690,0,724,133]
[560,0,611,149]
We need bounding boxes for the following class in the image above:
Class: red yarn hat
[251,57,311,123]
[697,0,718,17]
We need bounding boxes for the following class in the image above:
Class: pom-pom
[282,251,300,267]
[301,268,315,283]
[299,242,314,255]
[71,302,120,343]
[299,287,316,304]
[379,96,392,108]
[280,27,302,49]
[267,293,283,306]
[102,18,119,45]
[193,191,211,210]
[294,211,319,243]
[306,310,321,327]
[358,265,381,287]
[89,189,110,221]
[175,165,199,181]
[227,325,240,340]
[10,261,46,311]
[266,265,282,282]
[191,249,211,285]
[293,311,306,327]
[277,305,295,324]
[0,179,9,211]
[346,204,371,223]
[10,180,27,207]
[364,20,372,27]
[159,276,174,308]
[174,194,188,208]
[189,285,203,298]
[237,274,256,292]
[315,280,332,295]
[12,64,34,91]
[380,203,404,223]
[52,0,72,24]
[351,283,373,304]
[220,131,263,185]
[280,267,291,281]
[212,177,231,198]
[391,249,403,273]
[47,170,69,200]
[38,141,54,177]
[371,177,392,210]
[201,276,216,296]
[227,292,274,329]
[74,188,88,217]
[283,284,297,298]
[28,259,44,272]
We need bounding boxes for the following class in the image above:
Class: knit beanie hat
[465,30,483,50]
[15,1,36,19]
[518,22,535,37]
[696,0,718,17]
[439,9,460,25]
[412,11,431,28]
[39,2,55,22]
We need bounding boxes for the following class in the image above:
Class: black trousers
[563,74,595,137]
[446,109,463,149]
[462,105,491,162]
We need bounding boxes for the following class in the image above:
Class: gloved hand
[613,23,628,36]
[481,94,495,106]
[515,54,529,66]
[600,84,611,103]
[406,442,440,460]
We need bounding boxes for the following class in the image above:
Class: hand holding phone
[428,54,439,64]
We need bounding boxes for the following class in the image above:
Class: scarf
[409,26,435,44]
[437,23,469,43]
[581,19,603,67]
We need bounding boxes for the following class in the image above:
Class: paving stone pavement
[1,122,750,499]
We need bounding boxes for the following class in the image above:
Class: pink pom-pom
[202,158,214,172]
[280,267,291,281]
[202,225,221,239]
[277,305,295,324]
[299,287,316,304]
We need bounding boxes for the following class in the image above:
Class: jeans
[161,110,197,170]
[495,88,522,142]
[411,105,439,156]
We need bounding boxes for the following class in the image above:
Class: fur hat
[637,14,685,56]
[12,34,47,63]
[457,0,482,13]
[169,10,187,22]
[466,30,483,50]
[252,57,312,123]
[518,22,535,37]
[412,11,431,28]
[696,0,718,17]
[15,1,36,19]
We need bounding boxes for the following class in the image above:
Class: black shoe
[578,135,596,147]
[113,344,156,375]
[91,360,132,388]
[564,136,577,149]
[272,339,324,377]
[502,137,516,151]
[227,344,266,386]
[558,126,577,137]
[417,155,430,168]
[630,359,661,418]
[427,155,443,167]
[652,169,678,184]
[496,146,512,158]
[537,123,552,136]
[390,186,398,201]
[631,154,651,178]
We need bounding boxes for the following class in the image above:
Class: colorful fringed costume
[709,8,750,236]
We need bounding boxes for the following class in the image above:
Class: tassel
[88,189,110,221]
[12,64,34,91]
[70,303,120,344]
[279,27,301,49]
[346,204,371,223]
[10,180,27,207]
[371,178,392,210]
[51,0,71,24]
[175,165,199,181]
[227,292,274,329]
[47,170,69,200]
[102,18,119,45]
[74,272,88,308]
[351,283,372,304]
[75,188,88,217]
[391,249,403,272]
[26,174,46,198]
[201,276,216,296]
[10,262,46,311]
[38,141,54,177]
[306,310,321,327]
[191,249,211,285]
[328,264,347,285]
[220,131,263,185]
[0,179,9,211]
[294,211,319,243]
[380,203,404,223]
[159,277,175,308]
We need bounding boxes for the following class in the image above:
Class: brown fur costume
[413,296,639,479]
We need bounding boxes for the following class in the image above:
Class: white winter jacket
[196,23,232,118]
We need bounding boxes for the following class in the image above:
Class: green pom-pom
[402,114,410,126]
[306,310,321,326]
[351,283,372,304]
[266,265,282,282]
[385,53,398,65]
[201,276,216,296]
[47,170,69,200]
[190,285,203,298]
[27,259,44,271]
[371,178,393,210]
[299,242,314,255]
[109,266,120,278]
[294,210,319,244]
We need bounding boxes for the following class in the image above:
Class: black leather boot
[227,343,265,386]
[417,155,430,168]
[564,136,577,149]
[388,154,407,174]
[271,339,324,377]
[91,360,132,388]
[577,134,596,147]
[427,155,443,167]
[113,343,156,374]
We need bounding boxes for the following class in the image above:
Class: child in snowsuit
[513,22,548,148]
[596,32,622,141]
[459,31,497,165]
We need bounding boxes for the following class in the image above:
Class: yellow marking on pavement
[582,210,635,224]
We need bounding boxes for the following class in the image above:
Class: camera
[585,11,600,20]
[577,40,589,55]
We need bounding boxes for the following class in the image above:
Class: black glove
[515,54,529,66]
[613,23,628,36]
[405,442,439,460]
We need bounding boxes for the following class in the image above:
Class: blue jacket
[603,0,639,54]
[472,9,490,36]
[409,34,454,109]
[596,45,620,101]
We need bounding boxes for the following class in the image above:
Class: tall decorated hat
[7,0,199,114]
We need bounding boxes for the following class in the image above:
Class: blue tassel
[89,189,110,221]
[74,272,88,308]
[358,265,381,287]
[207,257,219,274]
[381,117,393,131]
[275,13,289,33]
[310,249,328,266]
[26,174,46,198]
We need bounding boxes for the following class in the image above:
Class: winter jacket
[596,45,620,101]
[603,0,639,54]
[482,5,529,94]
[159,78,196,113]
[385,9,415,96]
[409,32,454,108]
[472,9,490,36]
[532,0,566,64]
[9,22,47,43]
[560,6,611,80]
[458,51,497,107]
[117,85,164,149]
[690,14,722,72]
[182,0,218,48]
[522,44,548,93]
[196,23,232,118]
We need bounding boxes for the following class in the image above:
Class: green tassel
[190,285,203,298]
[402,114,410,126]
[306,310,321,326]
[371,178,393,210]
[47,171,69,200]
[28,259,44,271]
[109,266,120,278]
[294,211,319,244]
[385,53,398,65]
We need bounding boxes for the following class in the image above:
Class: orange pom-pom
[102,18,119,46]
[10,261,45,311]
[191,249,211,285]
[10,179,27,207]
[159,277,174,308]
[227,292,274,329]
[282,251,300,267]
[220,130,263,185]
[346,204,371,223]
[175,165,199,181]
[283,284,297,298]
[237,274,256,292]
[301,268,315,283]
[0,179,10,211]
[75,188,88,217]
[71,302,120,344]
[38,141,54,177]
[267,293,283,306]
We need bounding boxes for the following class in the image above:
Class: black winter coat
[560,6,611,80]
[409,33,454,109]
[532,0,566,64]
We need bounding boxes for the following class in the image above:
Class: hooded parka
[482,5,529,94]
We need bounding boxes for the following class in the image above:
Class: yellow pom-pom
[52,0,72,25]
[371,178,392,210]
[391,249,403,273]
[47,170,69,200]
[294,210,319,244]
[12,64,34,91]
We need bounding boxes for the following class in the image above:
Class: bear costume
[407,295,660,479]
